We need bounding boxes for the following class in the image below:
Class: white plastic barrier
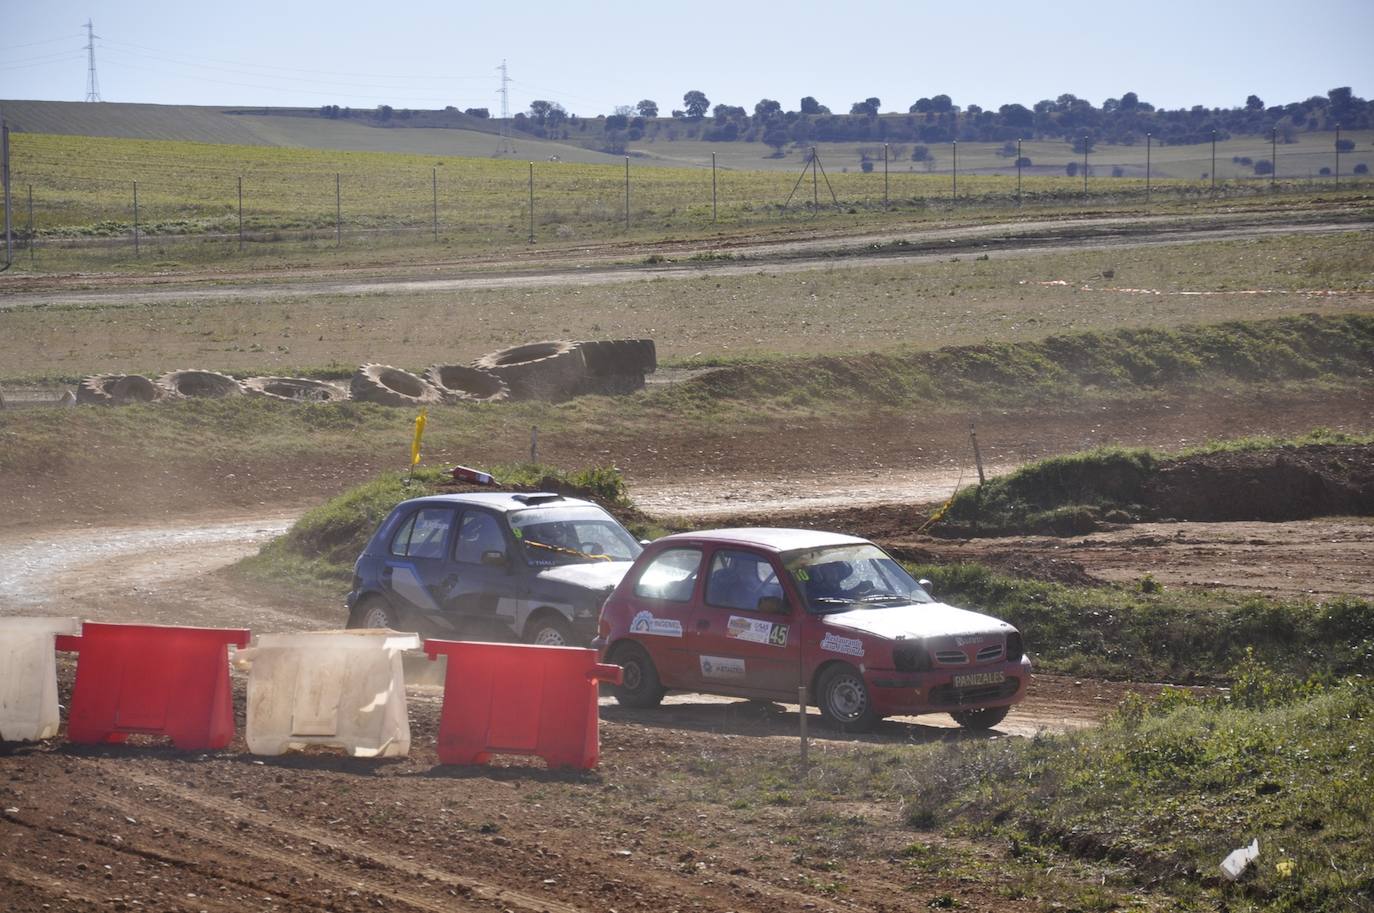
[236,630,421,758]
[0,616,80,741]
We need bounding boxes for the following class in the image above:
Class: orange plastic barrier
[423,639,623,769]
[57,622,250,750]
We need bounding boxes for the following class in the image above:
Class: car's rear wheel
[817,664,879,732]
[348,597,399,631]
[950,705,1010,730]
[609,642,665,708]
[525,614,575,647]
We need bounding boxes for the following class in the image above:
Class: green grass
[894,672,1374,912]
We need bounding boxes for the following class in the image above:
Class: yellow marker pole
[406,408,427,485]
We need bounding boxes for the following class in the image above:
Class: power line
[0,34,81,52]
[84,19,101,102]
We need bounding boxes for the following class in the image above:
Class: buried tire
[472,340,587,401]
[76,373,163,406]
[950,705,1010,731]
[350,364,444,407]
[158,370,245,399]
[608,641,666,708]
[423,364,510,403]
[816,663,879,732]
[243,376,350,403]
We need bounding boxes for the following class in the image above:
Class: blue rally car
[345,492,643,646]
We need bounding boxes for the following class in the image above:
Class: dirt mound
[1144,443,1374,522]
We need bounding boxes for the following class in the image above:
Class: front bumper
[867,656,1032,716]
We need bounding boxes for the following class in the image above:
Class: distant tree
[799,96,823,114]
[763,124,789,155]
[376,104,393,121]
[1015,156,1032,167]
[1335,138,1356,152]
[911,144,930,162]
[754,98,782,122]
[529,100,554,124]
[1253,159,1273,175]
[464,107,490,118]
[929,94,953,113]
[713,103,746,122]
[860,160,874,172]
[636,99,659,118]
[1355,163,1369,174]
[1120,91,1140,111]
[850,97,880,116]
[1246,94,1264,111]
[1065,160,1080,177]
[605,113,629,131]
[910,97,932,113]
[683,90,710,119]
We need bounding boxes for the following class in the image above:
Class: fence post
[951,140,957,204]
[133,180,139,256]
[1211,130,1216,194]
[335,173,341,247]
[1016,138,1022,206]
[1271,127,1277,190]
[432,167,438,241]
[883,142,889,208]
[711,152,717,222]
[1082,136,1088,198]
[528,162,534,244]
[1146,133,1151,205]
[624,155,630,231]
[237,176,243,252]
[1334,124,1341,187]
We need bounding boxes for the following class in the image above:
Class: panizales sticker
[630,610,683,638]
[699,655,746,680]
[820,632,865,657]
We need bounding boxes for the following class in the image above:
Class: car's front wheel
[950,705,1010,730]
[348,596,399,630]
[817,664,879,732]
[609,642,665,708]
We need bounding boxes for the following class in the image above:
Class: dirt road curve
[2,212,1368,310]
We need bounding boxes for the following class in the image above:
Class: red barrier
[57,622,250,750]
[423,640,623,769]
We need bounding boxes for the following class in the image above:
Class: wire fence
[3,133,1371,269]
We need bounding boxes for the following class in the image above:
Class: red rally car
[595,528,1031,731]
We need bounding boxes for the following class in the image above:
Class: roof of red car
[656,527,869,552]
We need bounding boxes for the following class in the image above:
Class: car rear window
[634,547,702,602]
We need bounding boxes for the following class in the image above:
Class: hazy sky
[3,0,1371,117]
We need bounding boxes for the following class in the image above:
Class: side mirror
[756,595,787,614]
[918,578,934,597]
[481,550,509,567]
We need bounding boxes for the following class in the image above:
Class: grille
[934,650,968,665]
[976,644,1005,662]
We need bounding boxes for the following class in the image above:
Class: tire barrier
[56,622,249,751]
[574,339,658,395]
[76,373,164,406]
[350,364,444,406]
[243,376,352,403]
[158,370,246,399]
[4,620,621,769]
[471,340,589,401]
[424,639,623,770]
[423,364,510,403]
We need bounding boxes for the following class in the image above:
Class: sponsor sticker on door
[727,615,788,647]
[630,610,683,638]
[700,655,747,680]
[820,632,865,657]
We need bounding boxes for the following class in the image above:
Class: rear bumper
[868,657,1032,716]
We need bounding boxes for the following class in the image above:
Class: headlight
[893,639,930,672]
[1006,631,1024,663]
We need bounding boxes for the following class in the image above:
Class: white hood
[532,561,632,592]
[822,602,1012,641]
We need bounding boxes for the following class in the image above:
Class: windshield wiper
[859,592,906,602]
[523,539,611,562]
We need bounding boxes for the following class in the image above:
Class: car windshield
[507,505,642,566]
[784,543,933,614]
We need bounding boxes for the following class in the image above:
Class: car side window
[633,548,703,602]
[706,549,783,612]
[454,510,505,564]
[389,507,453,559]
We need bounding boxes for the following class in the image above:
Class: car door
[688,547,800,698]
[382,505,457,632]
[434,508,519,641]
[625,545,703,688]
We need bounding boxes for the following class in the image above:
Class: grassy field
[2,230,1370,385]
[5,130,1372,270]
